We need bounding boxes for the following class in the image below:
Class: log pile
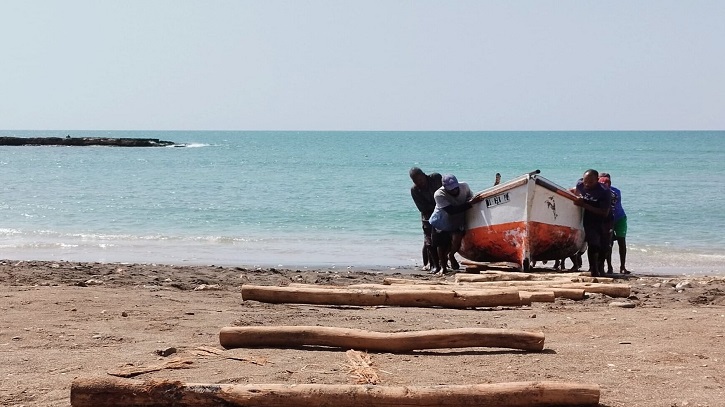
[242,274,629,308]
[68,269,616,405]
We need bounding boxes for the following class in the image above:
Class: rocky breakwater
[0,136,175,147]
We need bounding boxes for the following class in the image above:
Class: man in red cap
[599,173,630,274]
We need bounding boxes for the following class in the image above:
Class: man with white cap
[428,174,484,274]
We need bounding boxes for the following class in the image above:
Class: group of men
[409,167,484,275]
[410,167,628,277]
[572,169,629,277]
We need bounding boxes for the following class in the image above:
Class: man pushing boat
[428,174,485,274]
[571,169,611,277]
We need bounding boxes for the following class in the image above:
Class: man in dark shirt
[410,167,442,273]
[572,169,611,277]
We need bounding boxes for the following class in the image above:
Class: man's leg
[449,232,463,270]
[614,218,629,273]
[431,229,449,274]
[422,245,429,270]
[617,236,629,273]
[569,254,581,272]
[605,245,613,273]
[587,246,601,277]
[421,222,431,270]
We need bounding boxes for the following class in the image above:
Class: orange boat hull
[458,173,585,270]
[461,221,584,266]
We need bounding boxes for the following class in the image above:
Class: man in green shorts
[600,173,629,274]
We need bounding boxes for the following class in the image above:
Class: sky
[1,1,723,131]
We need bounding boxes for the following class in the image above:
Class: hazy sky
[1,1,723,131]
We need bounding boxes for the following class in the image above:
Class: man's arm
[574,197,610,217]
[441,194,485,214]
[411,188,435,216]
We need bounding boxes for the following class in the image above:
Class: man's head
[598,175,611,188]
[582,169,600,191]
[442,174,460,196]
[409,167,428,189]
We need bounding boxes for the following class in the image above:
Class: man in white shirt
[429,174,484,274]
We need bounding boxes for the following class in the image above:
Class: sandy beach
[1,259,724,406]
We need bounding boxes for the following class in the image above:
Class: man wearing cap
[409,167,443,273]
[599,173,629,274]
[429,174,485,274]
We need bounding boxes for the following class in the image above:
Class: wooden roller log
[456,274,613,284]
[288,283,582,302]
[219,326,545,352]
[241,284,523,308]
[455,280,630,298]
[346,283,519,293]
[382,277,451,285]
[563,283,630,297]
[71,377,601,407]
[519,291,556,305]
[541,287,586,300]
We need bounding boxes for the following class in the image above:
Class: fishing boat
[459,170,585,271]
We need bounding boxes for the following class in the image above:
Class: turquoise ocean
[1,131,723,275]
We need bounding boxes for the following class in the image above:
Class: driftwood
[289,282,582,302]
[377,281,585,301]
[519,291,556,305]
[449,279,630,298]
[219,326,546,352]
[241,284,523,308]
[106,358,193,378]
[456,273,613,284]
[70,377,601,407]
[192,346,267,366]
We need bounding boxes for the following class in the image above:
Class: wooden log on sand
[382,277,451,285]
[456,274,613,284]
[389,284,584,301]
[519,291,556,305]
[456,281,630,298]
[241,284,523,308]
[291,282,580,302]
[71,377,601,407]
[219,326,546,352]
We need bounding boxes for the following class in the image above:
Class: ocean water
[1,130,723,275]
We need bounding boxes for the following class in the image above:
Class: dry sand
[1,259,724,406]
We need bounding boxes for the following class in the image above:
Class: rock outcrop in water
[0,136,175,147]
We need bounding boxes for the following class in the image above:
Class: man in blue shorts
[572,169,611,277]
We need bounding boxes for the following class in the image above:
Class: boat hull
[459,174,585,270]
